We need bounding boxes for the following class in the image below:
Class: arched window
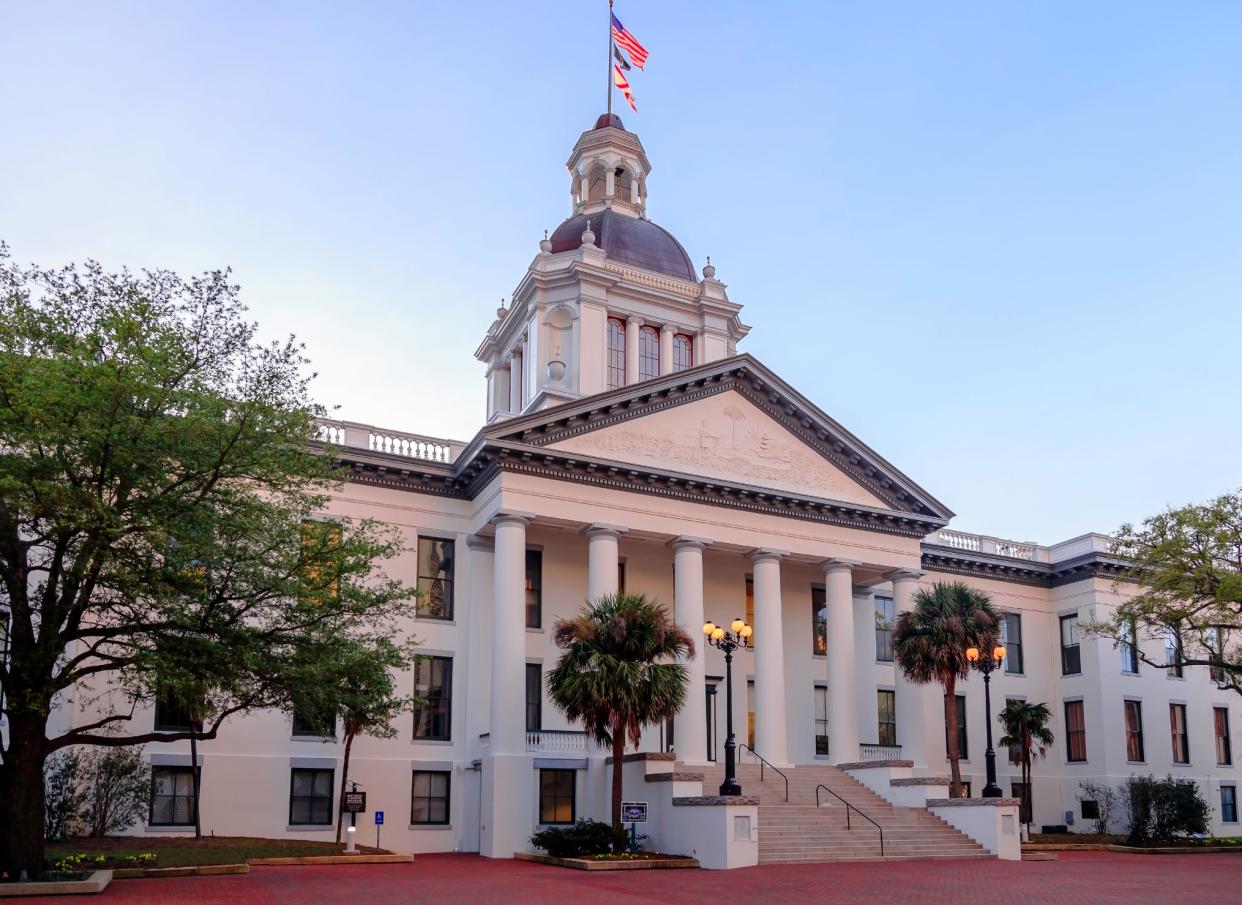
[672,333,693,371]
[606,317,626,389]
[638,325,660,381]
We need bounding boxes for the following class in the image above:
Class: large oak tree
[0,246,415,878]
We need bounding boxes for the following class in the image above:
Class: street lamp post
[703,617,752,797]
[966,643,1007,798]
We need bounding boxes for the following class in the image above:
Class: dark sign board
[621,801,647,823]
[342,791,367,813]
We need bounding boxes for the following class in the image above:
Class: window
[1124,700,1145,762]
[1208,627,1227,684]
[1215,707,1232,766]
[1164,628,1183,678]
[746,680,756,749]
[672,333,693,371]
[1222,786,1238,824]
[958,782,973,799]
[1011,783,1032,823]
[154,699,201,733]
[1000,613,1023,674]
[745,577,754,644]
[1121,619,1139,674]
[814,685,829,756]
[416,537,454,620]
[811,586,827,655]
[525,549,542,629]
[1081,799,1100,820]
[292,705,336,738]
[1060,614,1081,675]
[874,596,894,662]
[289,768,334,825]
[299,519,342,605]
[411,771,450,825]
[1170,703,1189,764]
[877,690,896,746]
[945,694,968,760]
[539,769,575,824]
[413,656,452,740]
[150,766,197,826]
[606,317,626,388]
[1065,700,1087,762]
[525,663,542,732]
[617,561,626,593]
[638,325,659,381]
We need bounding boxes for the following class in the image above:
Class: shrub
[44,750,87,841]
[1122,774,1209,842]
[80,746,151,837]
[1078,779,1121,835]
[530,819,615,857]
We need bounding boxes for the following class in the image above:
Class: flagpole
[606,0,614,117]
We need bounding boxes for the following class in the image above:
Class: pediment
[545,389,888,507]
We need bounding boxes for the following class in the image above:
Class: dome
[593,113,626,130]
[548,210,695,281]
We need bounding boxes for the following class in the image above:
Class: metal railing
[816,784,885,858]
[740,743,788,802]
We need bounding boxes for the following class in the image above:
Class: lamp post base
[719,778,742,796]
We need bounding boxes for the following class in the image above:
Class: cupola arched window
[638,325,660,381]
[672,333,693,372]
[606,317,626,389]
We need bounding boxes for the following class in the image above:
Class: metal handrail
[740,744,788,802]
[816,784,885,858]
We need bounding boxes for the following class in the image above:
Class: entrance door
[705,679,719,762]
[746,680,756,749]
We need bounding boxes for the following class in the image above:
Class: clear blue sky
[4,1,1240,544]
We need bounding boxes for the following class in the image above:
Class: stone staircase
[694,760,992,864]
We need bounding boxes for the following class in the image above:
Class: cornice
[921,543,1132,589]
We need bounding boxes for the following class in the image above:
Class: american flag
[613,65,637,112]
[611,12,648,69]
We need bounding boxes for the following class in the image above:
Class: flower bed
[515,851,698,871]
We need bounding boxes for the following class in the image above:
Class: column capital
[822,557,861,575]
[748,547,789,565]
[885,567,925,583]
[582,522,627,539]
[626,315,642,326]
[492,510,534,529]
[669,535,712,552]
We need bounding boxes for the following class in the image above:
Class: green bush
[1124,774,1209,843]
[530,819,614,857]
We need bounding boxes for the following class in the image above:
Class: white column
[605,167,616,200]
[659,325,674,376]
[672,537,710,764]
[584,524,625,601]
[750,549,790,766]
[824,559,860,764]
[509,349,523,414]
[490,513,529,756]
[625,317,640,385]
[892,569,934,770]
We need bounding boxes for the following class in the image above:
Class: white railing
[936,530,981,552]
[859,743,903,761]
[315,419,464,465]
[930,529,1045,562]
[526,730,590,754]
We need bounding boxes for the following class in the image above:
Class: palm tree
[548,593,694,853]
[892,580,999,798]
[998,700,1054,839]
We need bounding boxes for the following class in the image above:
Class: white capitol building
[60,113,1239,867]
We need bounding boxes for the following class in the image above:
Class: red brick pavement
[20,852,1242,905]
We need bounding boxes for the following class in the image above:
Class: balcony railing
[315,419,465,465]
[858,743,903,761]
[929,529,1045,563]
[526,730,592,753]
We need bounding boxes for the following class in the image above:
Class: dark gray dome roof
[549,209,695,281]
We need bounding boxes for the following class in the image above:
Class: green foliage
[548,593,693,852]
[530,819,615,858]
[44,751,87,841]
[1088,491,1242,694]
[1123,774,1210,842]
[0,246,416,876]
[997,700,1054,830]
[80,746,152,837]
[891,581,999,797]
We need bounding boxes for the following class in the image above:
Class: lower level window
[877,690,896,747]
[1222,786,1238,824]
[289,768,334,825]
[814,685,829,756]
[411,770,450,825]
[539,769,575,825]
[150,766,197,826]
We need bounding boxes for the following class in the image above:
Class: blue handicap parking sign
[375,810,384,825]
